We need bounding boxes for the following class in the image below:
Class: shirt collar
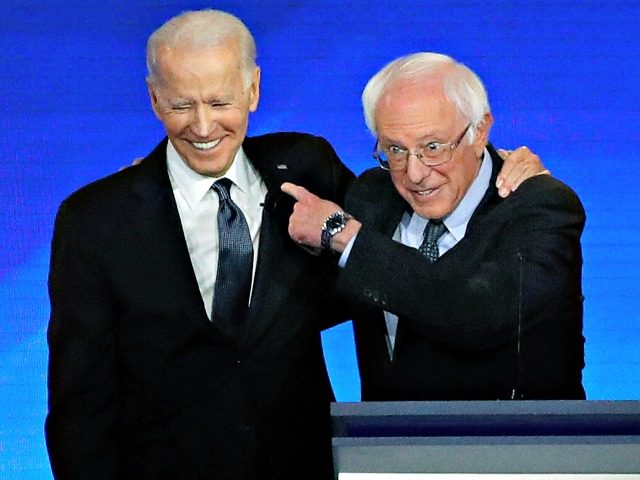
[405,147,492,238]
[166,140,252,210]
[443,147,492,241]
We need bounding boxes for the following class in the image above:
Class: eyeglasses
[373,123,472,171]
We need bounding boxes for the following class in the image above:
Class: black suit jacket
[46,133,354,480]
[340,145,586,401]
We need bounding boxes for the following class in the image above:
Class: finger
[119,157,144,171]
[499,162,545,197]
[502,168,550,195]
[496,148,512,160]
[497,146,542,193]
[505,167,531,193]
[497,155,531,196]
[495,151,516,189]
[508,147,544,184]
[281,182,308,201]
[509,146,542,173]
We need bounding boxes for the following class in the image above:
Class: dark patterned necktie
[418,220,447,263]
[211,178,253,340]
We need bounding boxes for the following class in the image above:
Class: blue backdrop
[1,1,639,478]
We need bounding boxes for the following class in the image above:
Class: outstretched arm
[281,182,361,253]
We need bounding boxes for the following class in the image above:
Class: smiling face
[375,77,492,220]
[148,41,260,177]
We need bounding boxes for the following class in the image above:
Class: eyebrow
[380,134,447,146]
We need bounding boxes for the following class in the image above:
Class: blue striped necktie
[211,178,253,341]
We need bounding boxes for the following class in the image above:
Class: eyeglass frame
[373,123,472,171]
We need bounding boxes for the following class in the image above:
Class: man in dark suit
[283,52,585,401]
[46,10,353,480]
[47,11,548,479]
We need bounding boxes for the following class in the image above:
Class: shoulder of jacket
[247,131,330,149]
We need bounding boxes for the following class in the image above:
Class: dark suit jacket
[340,145,586,401]
[46,133,354,480]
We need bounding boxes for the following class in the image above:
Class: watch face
[322,212,349,249]
[326,216,343,231]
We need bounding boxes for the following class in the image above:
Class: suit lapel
[127,137,318,347]
[464,144,504,234]
[239,137,303,347]
[363,170,409,237]
[128,140,215,333]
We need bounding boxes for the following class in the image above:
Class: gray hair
[361,52,490,144]
[146,9,257,87]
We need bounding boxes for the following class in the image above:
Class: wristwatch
[321,211,352,250]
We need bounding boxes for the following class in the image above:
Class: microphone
[511,250,525,400]
[260,191,280,213]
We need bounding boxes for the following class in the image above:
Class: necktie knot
[212,178,233,202]
[418,220,447,263]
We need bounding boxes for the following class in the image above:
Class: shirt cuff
[338,234,357,268]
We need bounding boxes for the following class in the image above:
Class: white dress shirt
[166,141,268,320]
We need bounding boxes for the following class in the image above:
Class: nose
[405,153,433,184]
[190,105,215,138]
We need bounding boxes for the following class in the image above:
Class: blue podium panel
[332,401,640,476]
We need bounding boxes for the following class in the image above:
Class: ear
[248,66,260,112]
[147,81,162,120]
[473,112,493,158]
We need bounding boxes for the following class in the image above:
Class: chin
[187,156,234,177]
[411,203,451,220]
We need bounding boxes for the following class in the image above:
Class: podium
[331,401,640,478]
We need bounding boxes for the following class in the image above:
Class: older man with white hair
[46,9,354,480]
[283,52,585,401]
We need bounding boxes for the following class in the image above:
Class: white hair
[146,9,257,88]
[361,52,490,144]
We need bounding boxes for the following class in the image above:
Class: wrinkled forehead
[378,76,447,114]
[158,40,239,67]
[155,43,246,86]
[375,79,463,136]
